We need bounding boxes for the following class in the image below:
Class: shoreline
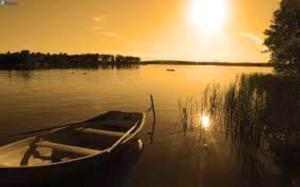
[142,61,274,67]
[0,61,274,71]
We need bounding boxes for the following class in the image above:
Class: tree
[264,0,300,74]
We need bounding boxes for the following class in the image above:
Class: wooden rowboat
[0,111,145,184]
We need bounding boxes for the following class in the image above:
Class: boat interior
[0,111,144,168]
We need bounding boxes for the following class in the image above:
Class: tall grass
[178,73,300,185]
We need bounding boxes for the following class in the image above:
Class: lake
[0,65,281,187]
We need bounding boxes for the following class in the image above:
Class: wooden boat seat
[76,128,125,137]
[35,141,102,156]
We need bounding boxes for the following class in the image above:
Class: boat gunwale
[0,112,145,170]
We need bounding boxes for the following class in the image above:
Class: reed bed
[178,73,300,185]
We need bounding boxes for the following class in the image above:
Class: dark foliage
[0,50,141,70]
[264,0,300,74]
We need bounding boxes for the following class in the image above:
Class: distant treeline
[143,60,274,67]
[0,50,141,70]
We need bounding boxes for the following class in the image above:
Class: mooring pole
[149,94,156,143]
[150,95,156,124]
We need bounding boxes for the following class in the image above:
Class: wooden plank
[77,128,125,137]
[36,141,102,156]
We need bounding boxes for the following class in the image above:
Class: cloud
[101,32,133,42]
[99,31,118,37]
[241,32,264,46]
[91,15,129,40]
[93,15,107,22]
[91,15,129,41]
[91,26,104,32]
[90,14,155,53]
[91,27,133,42]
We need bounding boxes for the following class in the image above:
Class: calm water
[0,65,274,186]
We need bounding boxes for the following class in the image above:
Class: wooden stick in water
[149,94,156,143]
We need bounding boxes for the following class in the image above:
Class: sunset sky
[0,0,279,62]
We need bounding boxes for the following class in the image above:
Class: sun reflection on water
[200,112,210,129]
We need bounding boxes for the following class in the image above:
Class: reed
[178,73,300,185]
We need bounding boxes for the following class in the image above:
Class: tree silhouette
[0,51,141,70]
[264,0,300,74]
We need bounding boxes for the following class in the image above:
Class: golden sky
[0,0,279,62]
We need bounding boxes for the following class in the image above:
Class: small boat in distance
[0,111,145,184]
[166,69,175,72]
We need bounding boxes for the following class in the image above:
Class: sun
[189,0,227,33]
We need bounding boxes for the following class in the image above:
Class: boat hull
[0,111,145,185]
[0,137,142,185]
